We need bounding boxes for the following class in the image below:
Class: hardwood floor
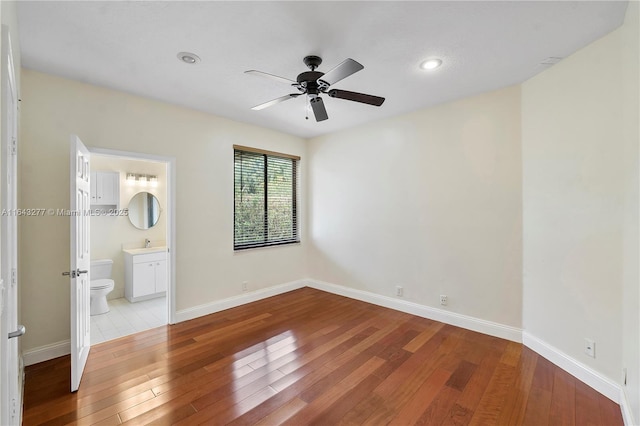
[23,287,623,425]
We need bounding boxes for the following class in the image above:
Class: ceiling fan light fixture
[420,58,443,71]
[177,52,200,64]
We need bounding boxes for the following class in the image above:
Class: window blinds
[234,148,298,250]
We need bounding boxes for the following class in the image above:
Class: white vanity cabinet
[91,171,119,207]
[123,248,167,302]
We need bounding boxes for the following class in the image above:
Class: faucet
[145,238,151,248]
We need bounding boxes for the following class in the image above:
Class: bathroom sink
[123,246,167,255]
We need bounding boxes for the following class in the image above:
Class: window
[233,145,299,250]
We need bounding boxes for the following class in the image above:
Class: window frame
[233,145,300,251]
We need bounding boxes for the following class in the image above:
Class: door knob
[8,325,25,339]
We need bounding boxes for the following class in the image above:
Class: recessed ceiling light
[420,58,443,71]
[177,52,200,64]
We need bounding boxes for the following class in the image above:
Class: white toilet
[90,259,115,316]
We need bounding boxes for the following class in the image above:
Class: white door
[69,135,91,392]
[0,26,22,426]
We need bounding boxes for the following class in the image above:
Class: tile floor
[90,296,167,345]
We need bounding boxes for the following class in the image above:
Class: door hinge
[10,137,17,155]
[11,268,17,286]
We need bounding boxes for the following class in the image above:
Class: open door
[68,135,91,392]
[0,26,23,425]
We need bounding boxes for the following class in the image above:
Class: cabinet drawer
[132,251,166,264]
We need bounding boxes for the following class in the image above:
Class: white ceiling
[17,1,628,139]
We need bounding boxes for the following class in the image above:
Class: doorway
[87,148,175,345]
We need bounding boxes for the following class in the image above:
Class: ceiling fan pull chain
[305,97,310,120]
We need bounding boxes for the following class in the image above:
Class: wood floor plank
[599,392,625,425]
[415,385,462,425]
[456,330,494,359]
[282,356,386,425]
[144,403,197,425]
[22,288,624,426]
[254,397,307,426]
[70,389,156,426]
[548,366,577,426]
[402,322,445,353]
[307,373,382,426]
[522,386,552,426]
[388,368,452,425]
[468,362,517,425]
[226,365,334,425]
[445,360,477,391]
[362,349,451,425]
[575,379,605,426]
[452,340,502,416]
[495,346,538,425]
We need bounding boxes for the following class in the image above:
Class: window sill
[233,240,301,252]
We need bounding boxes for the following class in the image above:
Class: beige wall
[19,70,307,352]
[522,2,638,414]
[307,86,523,328]
[90,156,167,300]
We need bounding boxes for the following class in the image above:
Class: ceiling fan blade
[318,58,364,86]
[310,97,328,122]
[251,94,301,111]
[245,70,297,86]
[328,89,385,106]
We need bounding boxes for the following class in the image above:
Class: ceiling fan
[245,55,385,122]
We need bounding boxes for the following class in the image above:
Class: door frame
[88,148,176,324]
[0,25,20,425]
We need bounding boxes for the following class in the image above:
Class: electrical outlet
[242,281,248,292]
[395,286,403,297]
[440,295,447,306]
[584,338,595,358]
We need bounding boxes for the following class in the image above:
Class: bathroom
[89,154,169,344]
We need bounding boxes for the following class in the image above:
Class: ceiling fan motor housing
[297,71,324,95]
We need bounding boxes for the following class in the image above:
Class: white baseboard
[522,331,620,404]
[23,340,70,366]
[620,387,637,426]
[174,280,306,323]
[307,279,522,343]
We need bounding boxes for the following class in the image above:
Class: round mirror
[128,192,161,230]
